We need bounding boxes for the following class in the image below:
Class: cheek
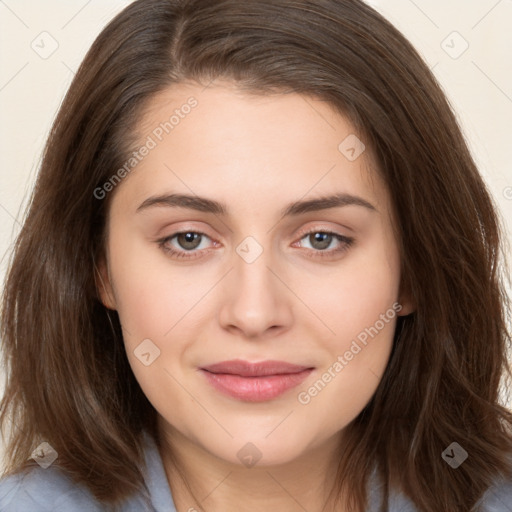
[305,232,401,345]
[107,230,212,338]
[295,230,400,414]
[297,288,398,436]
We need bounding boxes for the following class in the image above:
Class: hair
[1,0,512,510]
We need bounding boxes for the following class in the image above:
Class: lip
[200,359,314,402]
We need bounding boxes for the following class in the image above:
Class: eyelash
[157,229,354,260]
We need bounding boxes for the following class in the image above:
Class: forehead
[110,81,390,218]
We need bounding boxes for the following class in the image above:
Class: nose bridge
[218,234,291,337]
[233,234,279,309]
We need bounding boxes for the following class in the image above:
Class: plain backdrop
[0,0,511,462]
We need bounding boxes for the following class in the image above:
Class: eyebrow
[136,192,377,216]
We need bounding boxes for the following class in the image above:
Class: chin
[200,432,315,469]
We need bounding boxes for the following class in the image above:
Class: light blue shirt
[1,431,512,511]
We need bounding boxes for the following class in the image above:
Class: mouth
[199,359,315,402]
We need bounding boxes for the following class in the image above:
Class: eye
[294,229,354,259]
[157,231,215,259]
[157,228,354,261]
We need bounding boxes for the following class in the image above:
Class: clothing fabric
[0,431,175,512]
[1,431,512,511]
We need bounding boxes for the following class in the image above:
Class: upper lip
[200,359,313,377]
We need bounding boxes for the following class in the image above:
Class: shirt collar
[139,430,177,512]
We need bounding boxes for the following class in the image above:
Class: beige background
[1,0,511,461]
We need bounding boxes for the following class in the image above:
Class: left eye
[297,231,346,251]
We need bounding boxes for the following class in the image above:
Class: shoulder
[0,465,103,512]
[367,465,512,511]
[0,431,170,512]
[475,473,512,512]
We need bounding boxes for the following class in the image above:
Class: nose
[218,240,293,340]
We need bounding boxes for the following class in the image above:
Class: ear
[94,254,117,310]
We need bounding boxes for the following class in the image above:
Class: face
[97,81,413,468]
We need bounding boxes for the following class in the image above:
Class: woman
[1,0,512,510]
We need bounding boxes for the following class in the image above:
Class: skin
[97,81,414,512]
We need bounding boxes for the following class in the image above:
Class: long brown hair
[1,0,511,510]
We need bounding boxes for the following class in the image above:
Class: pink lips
[200,359,314,402]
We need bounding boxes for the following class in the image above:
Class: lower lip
[200,368,313,402]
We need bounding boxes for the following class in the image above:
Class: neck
[157,422,353,512]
